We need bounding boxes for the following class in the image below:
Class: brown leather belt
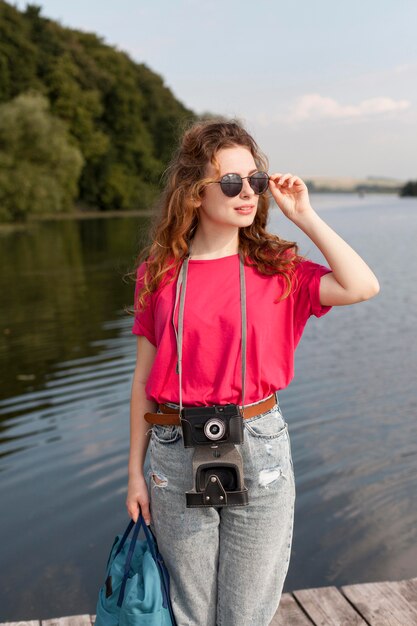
[144,394,277,426]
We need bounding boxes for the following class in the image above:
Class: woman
[126,119,379,625]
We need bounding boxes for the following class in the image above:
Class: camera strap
[172,251,247,414]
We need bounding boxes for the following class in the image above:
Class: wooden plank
[1,622,40,626]
[341,580,417,625]
[41,617,92,626]
[382,578,417,612]
[293,585,367,625]
[270,592,314,625]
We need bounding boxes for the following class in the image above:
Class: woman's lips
[234,205,255,215]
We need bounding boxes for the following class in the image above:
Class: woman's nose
[240,178,254,198]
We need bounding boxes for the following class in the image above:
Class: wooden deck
[271,577,417,625]
[2,577,417,625]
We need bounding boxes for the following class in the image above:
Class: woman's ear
[191,178,207,209]
[191,189,202,209]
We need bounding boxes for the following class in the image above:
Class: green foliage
[0,91,84,221]
[0,1,196,220]
[400,180,417,197]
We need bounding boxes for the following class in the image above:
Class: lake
[0,193,416,620]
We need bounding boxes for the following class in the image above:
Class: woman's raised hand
[126,474,151,525]
[268,173,314,221]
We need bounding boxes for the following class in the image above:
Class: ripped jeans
[147,393,296,626]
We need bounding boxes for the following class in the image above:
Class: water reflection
[0,216,151,402]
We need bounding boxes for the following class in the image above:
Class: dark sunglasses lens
[250,172,269,194]
[220,174,242,197]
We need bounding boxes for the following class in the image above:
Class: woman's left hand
[269,173,314,221]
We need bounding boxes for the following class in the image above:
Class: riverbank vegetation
[0,1,195,222]
[400,180,417,197]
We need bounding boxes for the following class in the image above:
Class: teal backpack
[95,514,176,625]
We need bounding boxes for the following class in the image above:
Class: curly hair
[129,118,305,313]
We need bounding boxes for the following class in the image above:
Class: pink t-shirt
[132,253,332,406]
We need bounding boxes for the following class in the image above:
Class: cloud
[284,93,411,123]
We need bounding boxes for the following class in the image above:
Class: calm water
[1,194,416,620]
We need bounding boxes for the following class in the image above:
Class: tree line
[400,181,417,197]
[0,1,196,222]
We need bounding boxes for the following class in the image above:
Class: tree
[0,91,83,221]
[0,1,196,219]
[400,180,417,197]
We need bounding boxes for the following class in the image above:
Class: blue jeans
[147,393,296,626]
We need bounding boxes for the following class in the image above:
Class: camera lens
[204,418,226,441]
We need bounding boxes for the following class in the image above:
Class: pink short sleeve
[293,259,333,322]
[131,262,156,346]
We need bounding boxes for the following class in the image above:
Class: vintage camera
[181,404,244,447]
[180,404,249,508]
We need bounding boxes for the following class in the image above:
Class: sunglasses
[207,171,270,197]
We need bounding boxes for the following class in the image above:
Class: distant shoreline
[30,208,155,220]
[310,188,399,194]
[0,209,154,233]
[304,175,404,195]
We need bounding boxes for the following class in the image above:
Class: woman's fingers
[126,497,139,522]
[270,172,292,184]
[269,173,303,191]
[269,172,282,185]
[140,499,152,526]
[126,494,151,525]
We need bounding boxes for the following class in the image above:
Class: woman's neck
[190,228,239,260]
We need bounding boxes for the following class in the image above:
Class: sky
[13,0,417,179]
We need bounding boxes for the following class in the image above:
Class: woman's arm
[269,173,380,305]
[126,335,157,524]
